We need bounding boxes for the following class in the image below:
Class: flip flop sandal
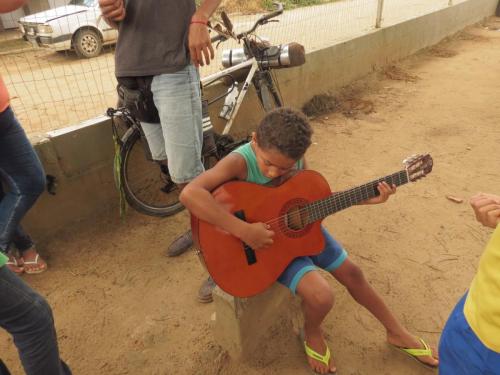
[22,254,47,275]
[389,337,438,370]
[6,257,24,274]
[299,329,337,374]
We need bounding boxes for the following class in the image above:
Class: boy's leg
[331,258,438,367]
[0,266,71,375]
[295,271,337,374]
[278,253,337,374]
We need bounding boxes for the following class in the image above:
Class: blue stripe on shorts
[277,227,348,294]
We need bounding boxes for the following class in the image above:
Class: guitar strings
[261,172,407,231]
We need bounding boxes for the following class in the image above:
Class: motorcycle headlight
[37,24,53,34]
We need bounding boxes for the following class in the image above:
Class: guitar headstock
[403,154,433,182]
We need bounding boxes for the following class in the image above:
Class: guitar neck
[307,170,409,223]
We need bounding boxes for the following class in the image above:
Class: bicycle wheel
[120,127,184,217]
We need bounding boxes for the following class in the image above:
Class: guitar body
[191,170,332,297]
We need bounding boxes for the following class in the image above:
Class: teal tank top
[232,142,303,185]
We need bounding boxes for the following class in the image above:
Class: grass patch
[210,0,336,14]
[261,0,334,10]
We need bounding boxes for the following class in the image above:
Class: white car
[18,0,117,58]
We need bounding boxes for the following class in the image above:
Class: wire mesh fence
[0,0,459,136]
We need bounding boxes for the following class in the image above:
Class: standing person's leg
[151,64,204,256]
[0,107,46,257]
[0,265,71,375]
[13,226,47,274]
[150,65,216,301]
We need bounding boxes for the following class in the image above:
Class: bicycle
[107,2,306,217]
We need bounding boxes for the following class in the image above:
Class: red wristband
[190,20,208,26]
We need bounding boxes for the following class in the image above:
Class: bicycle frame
[201,57,260,135]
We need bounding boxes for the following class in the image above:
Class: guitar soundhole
[281,199,310,238]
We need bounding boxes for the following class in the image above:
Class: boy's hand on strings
[240,222,275,250]
[362,182,396,205]
[470,193,500,229]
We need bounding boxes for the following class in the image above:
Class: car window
[68,0,96,6]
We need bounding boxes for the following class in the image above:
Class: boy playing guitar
[180,108,438,373]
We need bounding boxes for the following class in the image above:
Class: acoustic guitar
[191,154,433,297]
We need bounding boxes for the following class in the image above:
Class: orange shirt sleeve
[0,76,9,113]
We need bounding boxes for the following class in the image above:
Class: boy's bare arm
[0,0,26,13]
[180,154,250,236]
[180,154,274,249]
[98,0,125,29]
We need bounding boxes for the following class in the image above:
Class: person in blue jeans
[0,3,71,373]
[0,108,48,275]
[0,256,71,375]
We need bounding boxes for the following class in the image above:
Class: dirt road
[1,18,499,375]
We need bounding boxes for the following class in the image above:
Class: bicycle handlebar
[258,2,284,23]
[210,34,227,43]
[210,2,283,44]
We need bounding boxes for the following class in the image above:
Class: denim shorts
[277,227,348,294]
[140,64,204,184]
[439,293,500,375]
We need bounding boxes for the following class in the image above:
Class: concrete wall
[24,0,497,239]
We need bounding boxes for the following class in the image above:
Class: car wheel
[74,28,102,58]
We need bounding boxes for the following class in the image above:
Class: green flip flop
[390,337,438,370]
[299,329,337,374]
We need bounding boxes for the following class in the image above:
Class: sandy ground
[1,18,500,375]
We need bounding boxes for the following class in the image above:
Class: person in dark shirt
[99,0,222,302]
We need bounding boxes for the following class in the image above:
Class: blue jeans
[140,64,204,184]
[0,266,71,374]
[0,107,46,253]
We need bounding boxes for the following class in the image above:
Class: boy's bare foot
[22,248,47,274]
[387,331,439,367]
[303,327,337,374]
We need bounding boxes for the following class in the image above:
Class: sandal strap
[22,254,40,265]
[397,337,432,357]
[304,341,331,366]
[6,257,20,266]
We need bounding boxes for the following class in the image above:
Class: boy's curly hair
[255,107,312,160]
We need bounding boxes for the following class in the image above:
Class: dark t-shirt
[115,0,195,77]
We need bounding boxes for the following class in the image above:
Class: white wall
[0,8,25,29]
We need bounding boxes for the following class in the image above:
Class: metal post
[448,0,453,5]
[375,0,385,28]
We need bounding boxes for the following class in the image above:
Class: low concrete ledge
[211,284,302,361]
[23,0,497,240]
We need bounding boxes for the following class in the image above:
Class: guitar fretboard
[306,170,409,223]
